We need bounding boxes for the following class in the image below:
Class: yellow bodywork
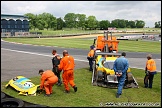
[5,76,40,96]
[96,55,131,75]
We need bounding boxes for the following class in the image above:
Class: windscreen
[103,61,114,70]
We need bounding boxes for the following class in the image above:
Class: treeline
[25,12,161,30]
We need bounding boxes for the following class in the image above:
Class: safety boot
[73,86,77,92]
[116,93,121,98]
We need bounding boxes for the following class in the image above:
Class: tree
[57,17,64,30]
[125,20,130,28]
[24,13,37,30]
[128,20,136,28]
[36,15,45,30]
[87,15,97,30]
[77,14,86,30]
[64,13,77,29]
[111,19,119,28]
[50,16,57,30]
[39,12,57,30]
[118,19,126,28]
[135,20,145,28]
[99,20,110,30]
[25,12,148,30]
[155,21,161,28]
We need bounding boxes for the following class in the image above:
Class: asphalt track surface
[1,39,161,82]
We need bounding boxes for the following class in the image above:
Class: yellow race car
[92,51,139,88]
[5,76,40,96]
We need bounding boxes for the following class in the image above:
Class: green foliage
[87,16,97,30]
[99,20,111,30]
[1,68,161,107]
[25,12,159,30]
[155,21,161,28]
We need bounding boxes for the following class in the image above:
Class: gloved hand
[117,73,122,77]
[116,71,122,77]
[87,57,90,60]
[37,89,43,94]
[145,71,150,75]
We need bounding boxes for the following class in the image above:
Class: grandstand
[1,14,29,37]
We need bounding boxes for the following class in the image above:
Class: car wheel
[1,98,24,107]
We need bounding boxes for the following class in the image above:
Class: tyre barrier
[1,98,24,107]
[1,91,49,107]
[24,104,49,107]
[1,92,6,99]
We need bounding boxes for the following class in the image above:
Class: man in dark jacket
[52,49,62,86]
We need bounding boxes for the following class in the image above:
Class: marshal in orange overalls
[144,54,157,88]
[40,70,58,95]
[58,52,76,92]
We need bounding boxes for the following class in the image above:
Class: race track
[1,39,161,82]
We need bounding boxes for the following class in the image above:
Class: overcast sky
[1,1,161,27]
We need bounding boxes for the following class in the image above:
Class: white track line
[1,48,161,72]
[1,48,88,62]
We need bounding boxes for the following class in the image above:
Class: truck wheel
[1,98,24,107]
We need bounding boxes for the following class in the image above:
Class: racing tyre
[1,92,6,99]
[1,98,24,107]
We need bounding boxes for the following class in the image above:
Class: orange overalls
[144,59,157,88]
[87,49,95,71]
[87,49,95,57]
[58,54,76,91]
[40,70,58,95]
[146,59,156,72]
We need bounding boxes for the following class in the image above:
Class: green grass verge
[29,28,161,36]
[29,29,102,36]
[1,68,161,107]
[2,37,161,54]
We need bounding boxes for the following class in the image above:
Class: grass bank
[1,68,161,107]
[29,28,161,36]
[2,37,161,54]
